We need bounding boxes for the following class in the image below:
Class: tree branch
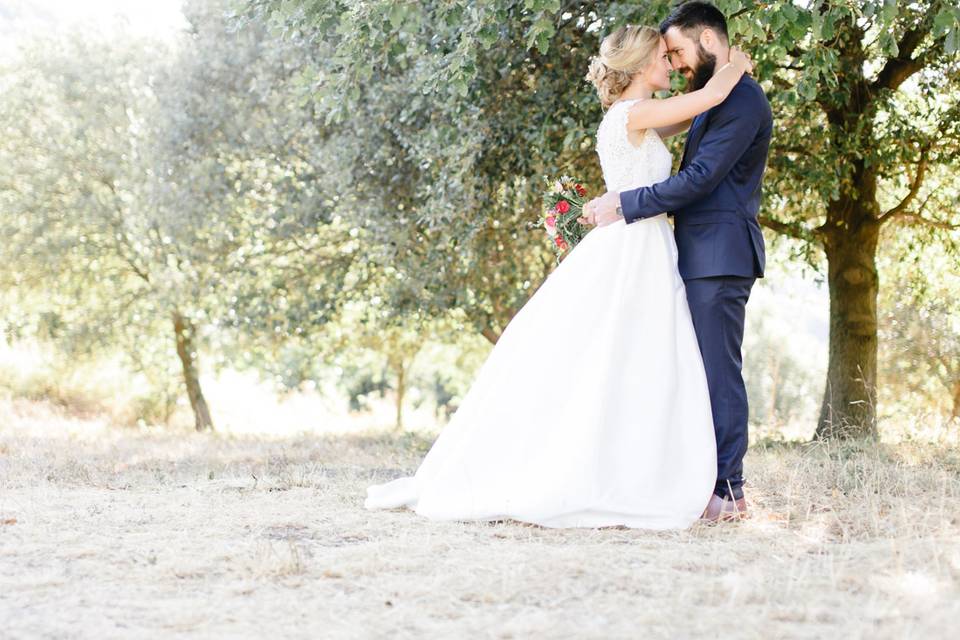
[785,45,806,59]
[879,143,931,223]
[97,174,153,284]
[871,19,941,93]
[758,215,816,241]
[884,206,959,231]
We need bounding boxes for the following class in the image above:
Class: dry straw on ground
[1,396,959,638]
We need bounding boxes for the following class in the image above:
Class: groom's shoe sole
[699,494,748,523]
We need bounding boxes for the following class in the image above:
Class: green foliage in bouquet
[538,176,591,260]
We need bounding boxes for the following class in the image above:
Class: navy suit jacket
[619,75,772,280]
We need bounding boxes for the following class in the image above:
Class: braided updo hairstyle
[585,24,661,109]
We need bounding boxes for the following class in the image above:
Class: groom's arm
[619,86,762,224]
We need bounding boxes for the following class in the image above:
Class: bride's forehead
[655,37,670,56]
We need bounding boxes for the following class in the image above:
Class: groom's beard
[687,45,717,92]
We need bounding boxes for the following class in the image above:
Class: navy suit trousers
[683,275,755,501]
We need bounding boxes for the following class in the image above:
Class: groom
[583,1,772,521]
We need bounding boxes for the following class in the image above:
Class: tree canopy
[248,0,960,438]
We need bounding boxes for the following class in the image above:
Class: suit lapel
[681,111,710,168]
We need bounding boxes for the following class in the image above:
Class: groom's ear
[698,27,728,53]
[698,27,715,49]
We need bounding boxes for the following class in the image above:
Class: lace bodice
[595,98,673,193]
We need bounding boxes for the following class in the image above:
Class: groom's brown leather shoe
[700,493,748,522]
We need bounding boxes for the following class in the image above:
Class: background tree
[0,0,356,430]
[0,32,198,421]
[252,0,960,439]
[879,238,960,422]
[243,0,633,343]
[153,0,362,417]
[743,0,960,438]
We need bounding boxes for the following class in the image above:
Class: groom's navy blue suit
[619,75,772,501]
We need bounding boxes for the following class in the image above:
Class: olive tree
[249,0,960,438]
[0,1,356,430]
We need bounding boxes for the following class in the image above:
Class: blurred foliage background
[0,0,957,441]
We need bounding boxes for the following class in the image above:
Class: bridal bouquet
[539,175,590,257]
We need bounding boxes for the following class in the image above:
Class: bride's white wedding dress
[364,98,716,529]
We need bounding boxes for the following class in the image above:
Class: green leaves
[477,24,500,48]
[523,0,561,12]
[879,30,899,58]
[881,0,899,24]
[933,5,960,55]
[526,16,556,54]
[246,0,960,353]
[796,75,818,101]
[387,3,407,30]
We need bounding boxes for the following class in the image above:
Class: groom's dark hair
[659,1,729,44]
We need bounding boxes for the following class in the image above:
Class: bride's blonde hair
[585,24,661,109]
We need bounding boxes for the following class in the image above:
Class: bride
[364,25,754,529]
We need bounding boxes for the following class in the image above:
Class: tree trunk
[951,380,960,421]
[173,311,214,432]
[815,217,880,439]
[767,349,781,426]
[393,359,405,431]
[481,327,500,345]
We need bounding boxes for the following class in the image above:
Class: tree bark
[951,380,960,421]
[393,358,405,431]
[481,327,500,345]
[812,14,886,440]
[815,213,881,439]
[173,311,214,432]
[767,349,781,426]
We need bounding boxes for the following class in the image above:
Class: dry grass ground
[2,397,959,639]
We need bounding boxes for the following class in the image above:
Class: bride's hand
[587,192,623,227]
[579,199,598,226]
[729,46,754,75]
